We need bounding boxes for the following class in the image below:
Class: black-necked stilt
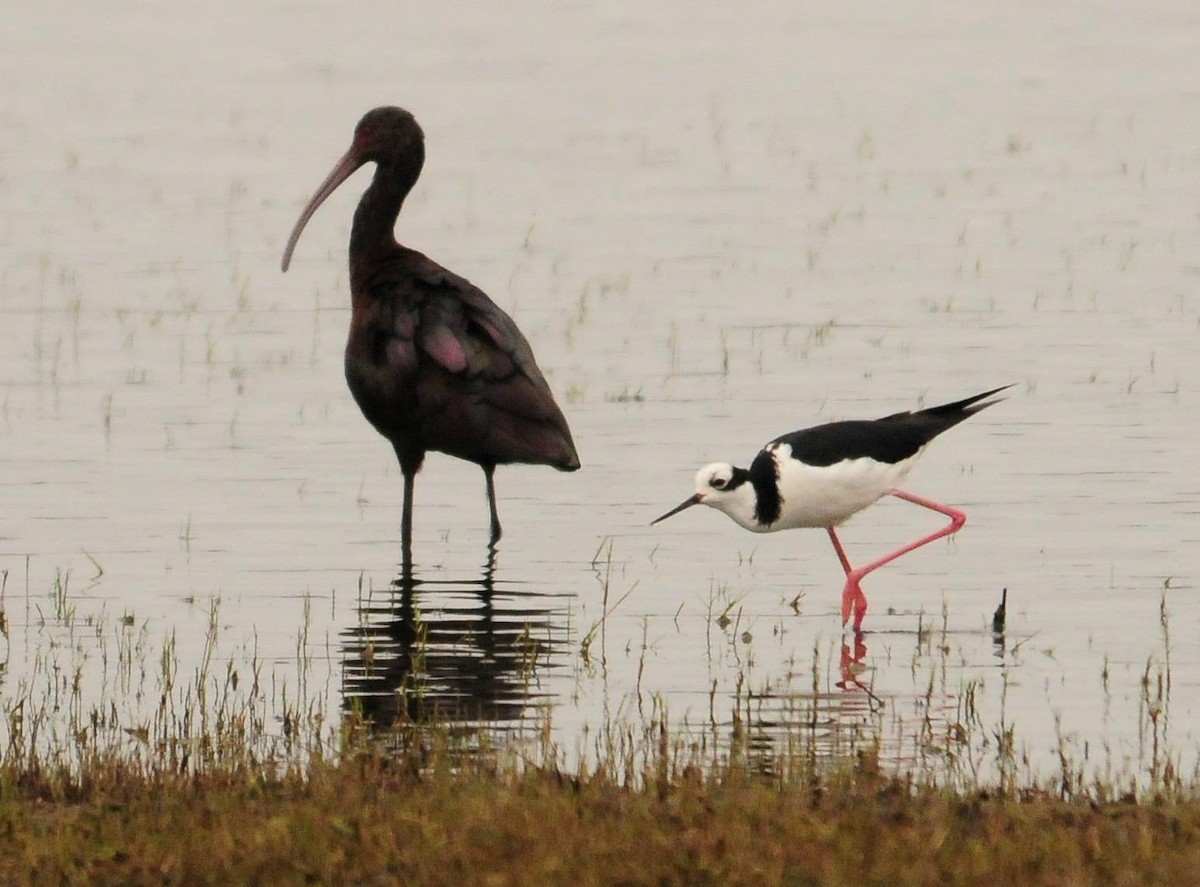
[652,386,1010,630]
[281,107,580,560]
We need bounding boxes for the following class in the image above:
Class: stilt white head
[652,462,760,531]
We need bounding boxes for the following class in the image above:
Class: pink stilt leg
[828,527,867,626]
[827,527,853,573]
[831,489,967,631]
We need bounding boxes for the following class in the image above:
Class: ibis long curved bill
[281,148,365,272]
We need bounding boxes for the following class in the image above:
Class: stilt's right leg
[827,527,867,629]
[827,527,853,574]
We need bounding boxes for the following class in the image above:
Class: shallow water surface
[2,1,1198,781]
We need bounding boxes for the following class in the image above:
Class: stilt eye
[710,477,728,490]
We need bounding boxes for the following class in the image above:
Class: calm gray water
[2,1,1197,780]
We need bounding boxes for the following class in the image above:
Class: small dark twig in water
[992,588,1008,635]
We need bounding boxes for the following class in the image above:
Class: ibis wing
[399,270,559,421]
[359,252,579,468]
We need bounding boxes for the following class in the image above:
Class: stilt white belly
[763,442,923,530]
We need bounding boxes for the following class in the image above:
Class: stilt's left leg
[834,491,967,630]
[852,490,966,579]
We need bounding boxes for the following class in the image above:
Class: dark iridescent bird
[281,107,580,556]
[653,387,1009,630]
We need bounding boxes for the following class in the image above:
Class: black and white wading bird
[652,386,1010,630]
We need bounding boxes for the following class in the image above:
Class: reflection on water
[340,550,572,736]
[735,631,877,771]
[838,632,874,695]
[339,557,989,775]
[732,629,970,776]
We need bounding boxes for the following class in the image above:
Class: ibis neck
[350,162,419,264]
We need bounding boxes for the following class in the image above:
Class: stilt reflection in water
[341,551,571,737]
[733,629,969,775]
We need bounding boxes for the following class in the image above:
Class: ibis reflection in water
[340,552,570,737]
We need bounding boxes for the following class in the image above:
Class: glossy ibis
[281,107,580,555]
[652,386,1009,630]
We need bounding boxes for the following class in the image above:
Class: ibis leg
[395,446,424,567]
[484,464,502,546]
[401,469,415,565]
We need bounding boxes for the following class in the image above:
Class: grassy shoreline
[3,737,1200,886]
[0,572,1191,883]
